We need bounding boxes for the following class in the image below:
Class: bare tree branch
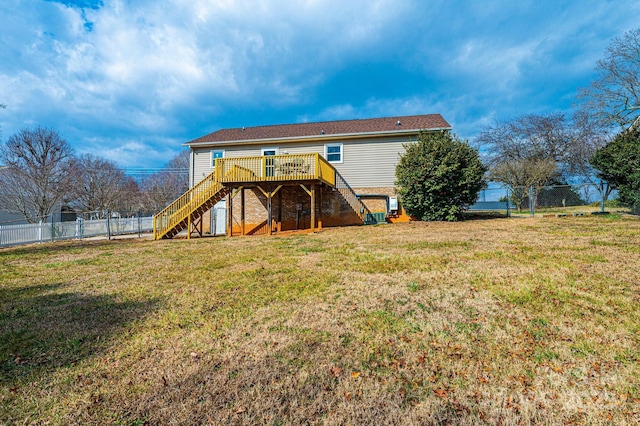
[139,150,189,213]
[0,127,75,222]
[477,112,611,204]
[579,28,640,128]
[70,154,141,217]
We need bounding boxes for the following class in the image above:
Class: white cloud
[1,0,639,168]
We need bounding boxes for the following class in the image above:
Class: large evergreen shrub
[395,131,486,221]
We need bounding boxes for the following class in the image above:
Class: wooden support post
[318,186,323,230]
[256,185,283,236]
[310,184,316,233]
[277,189,282,232]
[267,193,272,235]
[241,187,246,236]
[227,191,233,237]
[187,213,191,240]
[194,216,203,237]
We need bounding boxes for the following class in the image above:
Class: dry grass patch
[1,216,639,425]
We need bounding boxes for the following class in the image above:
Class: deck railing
[215,153,336,187]
[153,153,338,239]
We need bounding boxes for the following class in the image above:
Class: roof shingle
[186,114,451,145]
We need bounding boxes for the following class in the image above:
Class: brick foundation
[197,184,410,235]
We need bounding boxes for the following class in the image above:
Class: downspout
[189,149,195,188]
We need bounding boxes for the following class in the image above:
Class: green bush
[591,126,640,214]
[395,131,486,221]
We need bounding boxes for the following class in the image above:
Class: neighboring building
[154,114,451,239]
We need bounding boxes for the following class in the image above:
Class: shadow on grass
[462,211,511,220]
[0,237,145,257]
[0,282,161,383]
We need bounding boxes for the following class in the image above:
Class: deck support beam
[300,184,317,233]
[241,187,245,236]
[226,191,233,237]
[257,185,283,235]
[311,184,316,233]
[190,215,203,238]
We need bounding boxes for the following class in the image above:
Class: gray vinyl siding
[335,135,414,188]
[190,135,417,187]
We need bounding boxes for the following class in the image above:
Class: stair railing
[153,170,222,239]
[333,170,371,223]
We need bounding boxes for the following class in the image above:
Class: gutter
[183,127,452,148]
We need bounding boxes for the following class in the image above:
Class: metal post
[51,213,55,242]
[505,187,510,218]
[106,210,111,240]
[529,186,535,217]
[138,211,141,238]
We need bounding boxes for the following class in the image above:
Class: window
[324,143,343,163]
[211,149,224,168]
[261,147,278,177]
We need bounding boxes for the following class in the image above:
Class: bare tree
[480,113,609,174]
[478,113,574,177]
[579,28,640,128]
[565,111,614,199]
[477,112,613,208]
[70,154,141,218]
[0,127,75,222]
[139,150,190,213]
[491,158,557,211]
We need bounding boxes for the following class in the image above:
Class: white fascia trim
[183,127,452,148]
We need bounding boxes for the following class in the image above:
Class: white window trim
[324,143,343,164]
[211,149,225,168]
[261,147,279,156]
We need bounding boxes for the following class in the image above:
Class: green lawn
[1,216,639,425]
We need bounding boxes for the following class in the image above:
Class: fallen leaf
[351,371,360,379]
[344,391,352,401]
[330,366,343,377]
[434,388,448,398]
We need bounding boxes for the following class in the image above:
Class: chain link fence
[0,210,153,248]
[469,182,631,216]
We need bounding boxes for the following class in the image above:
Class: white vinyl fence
[0,214,154,247]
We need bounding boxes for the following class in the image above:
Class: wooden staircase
[153,171,230,240]
[153,156,376,240]
[334,170,372,224]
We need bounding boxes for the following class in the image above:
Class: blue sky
[0,0,638,169]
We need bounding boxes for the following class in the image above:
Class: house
[153,114,451,239]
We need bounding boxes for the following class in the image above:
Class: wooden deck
[215,153,336,186]
[153,154,339,239]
